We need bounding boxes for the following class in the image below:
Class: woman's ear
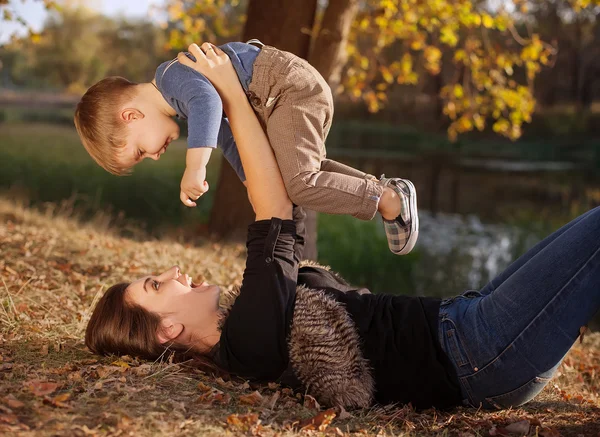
[157,319,184,344]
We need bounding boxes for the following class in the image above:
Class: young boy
[74,39,418,255]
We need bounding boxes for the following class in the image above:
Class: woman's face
[126,266,221,348]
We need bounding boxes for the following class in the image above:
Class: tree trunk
[209,0,357,261]
[308,0,359,96]
[209,0,318,242]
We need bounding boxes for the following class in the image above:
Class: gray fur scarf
[217,261,375,409]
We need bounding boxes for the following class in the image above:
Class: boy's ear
[120,108,143,123]
[157,318,184,344]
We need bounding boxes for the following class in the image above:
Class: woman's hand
[177,43,243,103]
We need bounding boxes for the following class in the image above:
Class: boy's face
[117,104,180,169]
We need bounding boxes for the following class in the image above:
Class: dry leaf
[196,389,231,405]
[215,377,234,388]
[539,427,562,437]
[297,408,337,431]
[579,325,589,344]
[239,390,264,406]
[505,419,530,434]
[43,392,72,408]
[0,363,13,371]
[489,426,510,436]
[303,394,320,410]
[40,344,48,356]
[227,413,260,432]
[268,391,280,409]
[111,360,130,368]
[0,413,19,425]
[4,397,24,409]
[197,381,212,392]
[26,380,59,396]
[336,405,352,420]
[130,364,152,376]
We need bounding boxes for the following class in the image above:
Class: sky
[0,0,165,44]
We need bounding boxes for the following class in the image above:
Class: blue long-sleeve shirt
[155,42,261,182]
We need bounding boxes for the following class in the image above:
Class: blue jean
[438,206,600,410]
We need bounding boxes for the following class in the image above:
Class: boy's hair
[74,76,139,176]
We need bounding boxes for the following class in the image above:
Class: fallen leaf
[130,364,152,376]
[40,344,48,356]
[239,390,264,406]
[0,413,19,425]
[489,425,510,436]
[303,394,320,410]
[196,389,231,405]
[336,405,352,420]
[215,377,234,388]
[539,427,562,437]
[505,419,530,434]
[4,397,24,409]
[227,413,260,432]
[197,381,212,392]
[579,326,589,344]
[297,408,337,431]
[111,360,130,368]
[268,391,280,409]
[0,363,13,371]
[43,392,72,408]
[26,380,59,396]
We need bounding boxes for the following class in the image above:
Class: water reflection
[388,211,541,297]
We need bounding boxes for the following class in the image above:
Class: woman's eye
[152,280,160,291]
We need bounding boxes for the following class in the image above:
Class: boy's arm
[186,147,212,169]
[177,71,223,206]
[180,147,213,207]
[219,117,246,182]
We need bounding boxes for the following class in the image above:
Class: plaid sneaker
[380,175,419,255]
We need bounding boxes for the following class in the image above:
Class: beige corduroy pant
[244,44,383,221]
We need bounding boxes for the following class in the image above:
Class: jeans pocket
[441,318,474,369]
[485,375,551,410]
[440,290,482,307]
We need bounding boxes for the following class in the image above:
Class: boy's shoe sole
[380,176,419,255]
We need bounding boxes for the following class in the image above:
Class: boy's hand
[177,43,243,101]
[180,166,209,207]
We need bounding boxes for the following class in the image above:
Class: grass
[0,122,218,234]
[1,197,600,436]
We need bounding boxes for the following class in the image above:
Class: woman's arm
[177,43,292,221]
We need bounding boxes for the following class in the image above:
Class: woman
[85,43,600,411]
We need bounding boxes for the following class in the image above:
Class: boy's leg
[320,158,378,181]
[262,61,383,221]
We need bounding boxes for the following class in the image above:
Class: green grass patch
[0,122,219,233]
[317,214,419,294]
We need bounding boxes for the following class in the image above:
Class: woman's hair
[85,282,222,373]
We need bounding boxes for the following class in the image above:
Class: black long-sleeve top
[217,208,462,410]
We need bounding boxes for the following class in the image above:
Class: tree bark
[308,0,359,96]
[209,0,358,261]
[209,0,319,253]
